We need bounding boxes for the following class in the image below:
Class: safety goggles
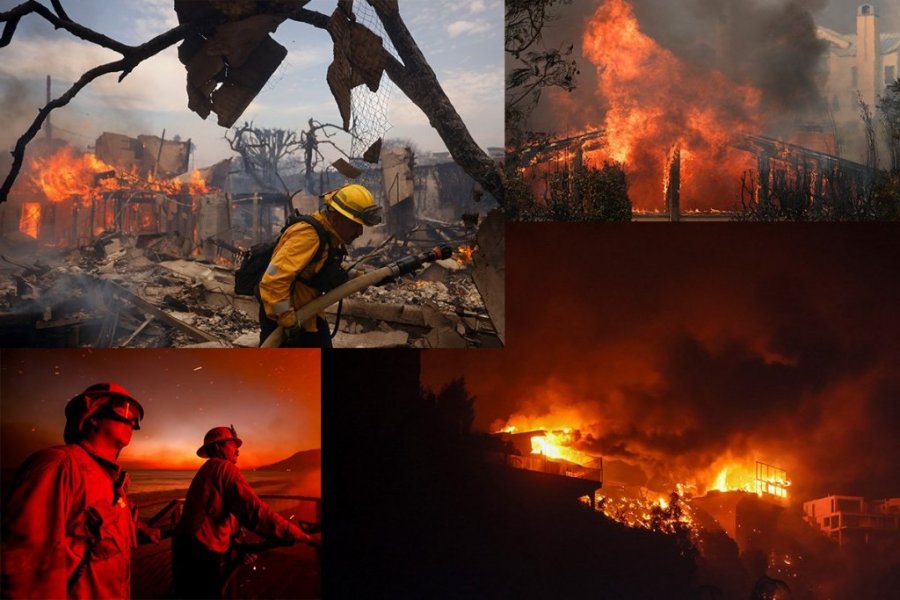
[330,194,383,226]
[98,397,143,430]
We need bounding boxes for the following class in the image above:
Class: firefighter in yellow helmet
[258,183,381,347]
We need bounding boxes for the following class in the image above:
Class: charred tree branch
[367,1,505,205]
[1,20,200,201]
[273,6,330,30]
[1,0,132,53]
[49,0,70,23]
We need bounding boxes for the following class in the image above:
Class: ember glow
[595,492,697,537]
[579,0,760,210]
[455,244,475,266]
[19,202,41,239]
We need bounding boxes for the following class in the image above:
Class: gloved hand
[283,321,304,344]
[289,523,320,547]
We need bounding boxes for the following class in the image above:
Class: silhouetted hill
[256,449,321,472]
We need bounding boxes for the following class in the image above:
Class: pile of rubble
[0,233,499,349]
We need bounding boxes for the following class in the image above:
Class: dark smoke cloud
[633,0,829,118]
[423,224,900,501]
[522,0,900,135]
[0,77,44,153]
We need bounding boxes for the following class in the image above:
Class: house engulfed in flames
[2,133,235,260]
[491,424,798,552]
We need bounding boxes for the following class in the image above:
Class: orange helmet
[197,425,243,458]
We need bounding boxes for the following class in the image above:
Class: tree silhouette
[226,121,303,192]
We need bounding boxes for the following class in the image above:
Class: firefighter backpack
[233,212,329,296]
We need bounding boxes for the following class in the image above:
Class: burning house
[1,134,216,251]
[509,1,893,218]
[493,429,604,482]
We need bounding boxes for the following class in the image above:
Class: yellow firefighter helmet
[324,184,382,226]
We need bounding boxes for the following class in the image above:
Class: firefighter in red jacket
[1,383,151,600]
[172,425,316,598]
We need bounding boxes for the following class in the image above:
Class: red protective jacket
[175,458,297,553]
[1,444,136,600]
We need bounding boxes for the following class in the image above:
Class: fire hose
[261,245,453,348]
[220,521,320,596]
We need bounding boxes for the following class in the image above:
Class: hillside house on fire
[803,495,900,547]
[817,4,900,123]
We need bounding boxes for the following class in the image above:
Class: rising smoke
[525,0,900,135]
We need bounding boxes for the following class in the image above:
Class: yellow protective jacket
[1,444,137,600]
[258,211,345,331]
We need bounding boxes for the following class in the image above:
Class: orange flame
[705,461,789,499]
[529,429,593,465]
[19,202,41,238]
[186,169,210,195]
[29,147,213,203]
[578,0,760,210]
[30,147,116,204]
[455,244,475,266]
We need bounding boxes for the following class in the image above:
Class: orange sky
[1,349,320,470]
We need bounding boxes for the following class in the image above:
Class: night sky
[0,349,320,470]
[423,223,900,501]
